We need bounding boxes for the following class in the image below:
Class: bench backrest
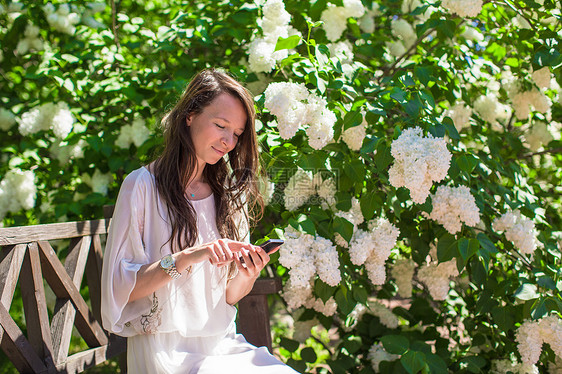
[0,219,126,373]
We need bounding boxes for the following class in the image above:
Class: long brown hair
[153,68,264,256]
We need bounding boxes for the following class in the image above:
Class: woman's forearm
[225,272,259,305]
[128,250,198,302]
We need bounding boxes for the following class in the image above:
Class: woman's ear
[186,115,192,127]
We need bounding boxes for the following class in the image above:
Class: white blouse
[100,167,298,373]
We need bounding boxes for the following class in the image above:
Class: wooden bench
[0,218,281,373]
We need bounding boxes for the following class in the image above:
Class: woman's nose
[222,133,236,149]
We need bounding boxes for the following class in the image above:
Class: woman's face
[186,92,247,166]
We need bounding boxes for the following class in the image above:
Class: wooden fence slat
[20,243,55,370]
[0,244,26,309]
[50,236,92,365]
[0,220,109,245]
[85,234,104,323]
[55,335,127,374]
[0,303,48,373]
[37,241,108,348]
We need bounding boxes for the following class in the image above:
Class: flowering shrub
[1,0,561,373]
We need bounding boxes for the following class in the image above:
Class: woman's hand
[233,245,270,279]
[179,238,251,270]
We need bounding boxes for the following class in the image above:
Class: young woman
[101,69,298,373]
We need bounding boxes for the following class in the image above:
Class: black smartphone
[259,239,284,254]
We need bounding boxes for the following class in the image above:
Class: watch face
[161,255,174,269]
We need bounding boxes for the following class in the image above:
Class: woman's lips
[212,146,225,156]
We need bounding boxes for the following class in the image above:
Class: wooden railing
[0,218,281,373]
[0,219,126,373]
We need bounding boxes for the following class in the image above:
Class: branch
[110,0,121,50]
[497,0,538,33]
[521,147,562,158]
[377,27,437,83]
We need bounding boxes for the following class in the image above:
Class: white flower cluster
[427,185,480,234]
[532,66,552,89]
[516,315,562,365]
[292,316,319,343]
[115,117,151,149]
[358,4,380,33]
[82,2,107,29]
[349,218,400,285]
[0,108,16,131]
[335,197,364,228]
[82,169,113,195]
[461,26,485,43]
[391,19,417,49]
[491,359,538,374]
[341,117,367,151]
[387,40,407,57]
[368,301,399,329]
[549,356,562,374]
[16,24,44,55]
[492,209,539,255]
[326,41,357,77]
[50,139,87,164]
[258,176,275,205]
[368,343,400,372]
[321,0,366,41]
[264,82,336,149]
[279,226,341,287]
[247,0,299,73]
[315,175,337,209]
[0,168,37,221]
[388,127,452,204]
[390,258,416,297]
[473,93,510,125]
[283,169,315,211]
[17,102,74,139]
[446,102,472,132]
[511,88,552,120]
[441,0,483,18]
[418,259,458,300]
[44,3,80,35]
[282,279,338,316]
[524,121,555,152]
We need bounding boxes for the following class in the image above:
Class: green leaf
[333,216,354,242]
[460,356,487,373]
[425,353,448,374]
[437,234,457,262]
[343,110,363,130]
[477,233,497,255]
[458,238,479,262]
[381,335,410,355]
[456,154,478,174]
[400,351,426,374]
[279,337,300,352]
[289,215,316,236]
[515,283,539,301]
[491,306,514,331]
[274,35,301,51]
[301,347,317,363]
[344,159,366,181]
[342,336,362,354]
[315,279,337,303]
[442,117,460,140]
[360,192,382,220]
[335,287,356,315]
[414,65,432,86]
[352,286,368,304]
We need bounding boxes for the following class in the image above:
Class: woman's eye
[215,123,225,129]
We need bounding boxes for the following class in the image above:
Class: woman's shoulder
[120,166,155,196]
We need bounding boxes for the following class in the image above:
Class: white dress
[101,167,298,374]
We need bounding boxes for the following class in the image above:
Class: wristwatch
[159,254,181,280]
